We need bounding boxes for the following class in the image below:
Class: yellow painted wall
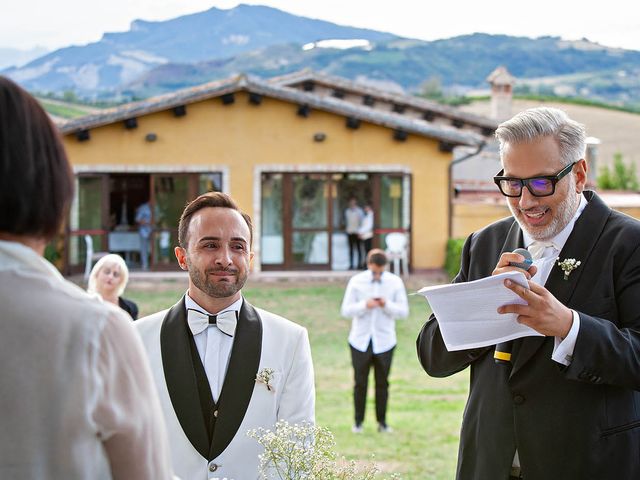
[62,92,452,269]
[452,202,510,239]
[618,206,640,219]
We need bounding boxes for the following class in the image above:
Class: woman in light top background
[88,254,139,320]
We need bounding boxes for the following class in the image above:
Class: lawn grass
[127,278,468,479]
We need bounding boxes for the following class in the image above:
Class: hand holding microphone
[494,248,533,365]
[508,248,533,271]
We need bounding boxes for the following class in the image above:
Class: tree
[418,76,443,100]
[62,90,78,103]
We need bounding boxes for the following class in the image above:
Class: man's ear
[249,251,255,270]
[175,246,188,270]
[574,158,588,193]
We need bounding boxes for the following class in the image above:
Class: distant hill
[2,4,396,95]
[128,34,640,108]
[0,46,48,69]
[4,4,640,109]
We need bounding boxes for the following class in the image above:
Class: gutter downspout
[448,141,487,239]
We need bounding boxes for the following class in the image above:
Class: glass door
[151,174,195,268]
[66,174,109,274]
[287,173,332,269]
[261,173,284,266]
[378,173,411,270]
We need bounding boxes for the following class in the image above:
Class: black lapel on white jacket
[160,296,210,459]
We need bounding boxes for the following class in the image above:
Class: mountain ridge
[3,5,639,108]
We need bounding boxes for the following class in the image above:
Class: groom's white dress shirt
[186,295,241,403]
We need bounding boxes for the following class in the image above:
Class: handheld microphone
[508,247,533,271]
[494,248,533,365]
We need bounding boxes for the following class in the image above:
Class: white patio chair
[84,234,109,280]
[385,232,409,276]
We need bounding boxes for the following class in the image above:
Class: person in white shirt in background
[135,200,153,270]
[358,204,374,267]
[0,75,174,480]
[341,249,409,433]
[344,197,364,270]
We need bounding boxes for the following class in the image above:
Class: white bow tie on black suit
[187,309,238,337]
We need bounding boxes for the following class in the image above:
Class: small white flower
[557,258,581,280]
[256,367,275,392]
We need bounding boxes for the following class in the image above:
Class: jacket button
[513,394,525,405]
[208,462,218,472]
[213,409,218,418]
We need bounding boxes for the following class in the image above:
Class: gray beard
[510,180,580,241]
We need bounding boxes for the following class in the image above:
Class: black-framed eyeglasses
[493,162,576,197]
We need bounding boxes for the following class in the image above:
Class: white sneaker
[351,424,363,433]
[377,423,393,433]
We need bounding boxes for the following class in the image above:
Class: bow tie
[187,308,238,337]
[528,240,557,260]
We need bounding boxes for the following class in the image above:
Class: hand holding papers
[417,271,543,351]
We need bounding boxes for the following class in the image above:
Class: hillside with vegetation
[3,4,639,110]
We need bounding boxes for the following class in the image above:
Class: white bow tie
[528,240,557,260]
[187,308,238,337]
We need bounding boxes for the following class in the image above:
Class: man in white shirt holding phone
[341,249,409,433]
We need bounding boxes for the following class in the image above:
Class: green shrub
[597,153,639,191]
[445,238,465,280]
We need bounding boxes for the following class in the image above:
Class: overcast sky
[3,0,639,51]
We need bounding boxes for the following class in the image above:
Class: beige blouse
[0,240,175,479]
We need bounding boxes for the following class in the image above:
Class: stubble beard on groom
[185,256,249,299]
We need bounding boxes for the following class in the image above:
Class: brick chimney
[486,66,515,121]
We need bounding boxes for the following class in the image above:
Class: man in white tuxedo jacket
[136,192,315,480]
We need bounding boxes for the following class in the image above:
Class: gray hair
[495,107,586,166]
[87,254,130,297]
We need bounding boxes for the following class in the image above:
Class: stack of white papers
[417,271,543,351]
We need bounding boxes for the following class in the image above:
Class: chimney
[486,66,515,121]
[585,136,601,187]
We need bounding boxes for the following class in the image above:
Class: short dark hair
[0,76,74,240]
[367,248,388,267]
[178,191,253,248]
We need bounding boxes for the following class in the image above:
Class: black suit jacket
[417,191,640,480]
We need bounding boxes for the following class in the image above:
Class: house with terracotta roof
[57,71,499,274]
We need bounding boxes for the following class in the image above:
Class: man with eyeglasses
[418,107,640,480]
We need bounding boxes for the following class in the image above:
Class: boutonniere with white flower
[256,367,275,392]
[557,258,581,280]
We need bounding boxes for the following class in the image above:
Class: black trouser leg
[348,233,360,269]
[362,237,372,267]
[350,343,373,425]
[373,346,394,425]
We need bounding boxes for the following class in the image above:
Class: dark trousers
[362,237,372,264]
[350,341,395,425]
[347,233,361,269]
